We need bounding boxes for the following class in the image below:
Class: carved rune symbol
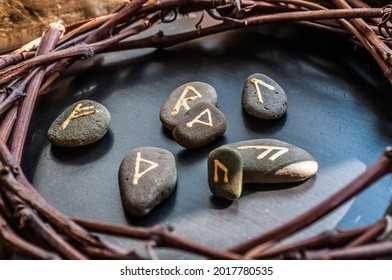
[249,78,275,104]
[237,146,289,162]
[60,103,98,130]
[133,152,159,185]
[171,86,202,115]
[213,159,229,184]
[186,109,213,128]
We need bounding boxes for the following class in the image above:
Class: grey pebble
[173,102,227,149]
[208,147,243,200]
[118,147,177,216]
[160,81,218,130]
[224,139,318,184]
[47,100,110,147]
[242,73,288,119]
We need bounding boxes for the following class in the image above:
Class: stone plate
[23,16,392,259]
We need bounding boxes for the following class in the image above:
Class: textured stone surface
[118,147,177,216]
[208,147,243,200]
[173,102,227,148]
[224,139,318,184]
[242,73,288,119]
[0,0,124,53]
[160,81,218,130]
[47,100,110,147]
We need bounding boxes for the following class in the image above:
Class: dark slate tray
[23,17,392,258]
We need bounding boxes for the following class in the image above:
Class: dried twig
[0,0,392,260]
[73,218,243,259]
[230,147,392,256]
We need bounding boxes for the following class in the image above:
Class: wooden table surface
[22,16,392,259]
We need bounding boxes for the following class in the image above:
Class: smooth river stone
[242,73,288,119]
[160,81,218,130]
[208,147,243,200]
[172,102,227,148]
[224,139,318,184]
[47,100,110,147]
[118,147,177,216]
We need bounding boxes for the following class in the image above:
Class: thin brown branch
[106,7,383,52]
[156,230,244,259]
[230,148,392,255]
[0,136,126,258]
[106,23,230,51]
[0,7,383,86]
[0,106,18,143]
[0,52,35,71]
[337,18,391,83]
[0,213,59,259]
[331,0,392,64]
[4,187,85,259]
[38,15,160,94]
[0,69,39,116]
[254,224,374,259]
[10,22,64,164]
[295,20,351,35]
[73,217,175,240]
[0,164,128,257]
[236,7,382,25]
[344,218,387,248]
[0,0,391,260]
[73,217,243,260]
[83,246,142,260]
[305,240,392,259]
[346,0,371,9]
[18,206,88,259]
[59,14,117,46]
[0,236,7,259]
[83,0,149,44]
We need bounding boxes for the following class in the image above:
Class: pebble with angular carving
[224,139,318,184]
[118,147,177,216]
[160,81,218,130]
[208,147,243,200]
[208,139,318,199]
[242,73,288,119]
[173,102,227,148]
[47,100,111,147]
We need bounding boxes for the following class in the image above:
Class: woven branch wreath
[0,0,392,260]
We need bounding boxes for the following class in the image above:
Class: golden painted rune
[249,78,275,104]
[60,103,98,130]
[133,152,159,185]
[186,108,213,128]
[213,159,229,184]
[171,85,202,115]
[237,146,289,162]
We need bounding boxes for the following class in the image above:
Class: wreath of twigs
[0,0,392,260]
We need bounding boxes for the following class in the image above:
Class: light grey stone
[118,147,177,216]
[173,102,227,149]
[224,139,318,184]
[208,147,243,200]
[242,73,287,119]
[160,81,218,130]
[47,100,110,147]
